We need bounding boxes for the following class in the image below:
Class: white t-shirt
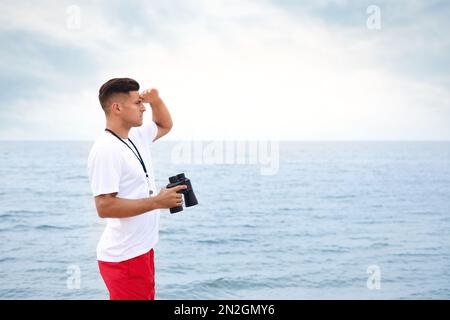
[87,121,160,262]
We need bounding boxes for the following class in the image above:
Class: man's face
[116,91,146,127]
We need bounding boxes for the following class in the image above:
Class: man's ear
[111,102,120,113]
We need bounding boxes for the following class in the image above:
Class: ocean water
[0,141,449,300]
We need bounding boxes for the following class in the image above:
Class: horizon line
[1,139,449,143]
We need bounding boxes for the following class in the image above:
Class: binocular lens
[184,190,198,207]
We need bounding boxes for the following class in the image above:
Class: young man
[87,78,186,300]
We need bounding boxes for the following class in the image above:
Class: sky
[0,0,449,141]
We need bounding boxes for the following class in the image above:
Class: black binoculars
[166,173,198,214]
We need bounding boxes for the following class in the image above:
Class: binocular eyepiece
[166,173,198,214]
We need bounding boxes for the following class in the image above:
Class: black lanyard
[105,128,150,181]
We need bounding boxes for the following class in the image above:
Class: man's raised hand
[140,88,160,104]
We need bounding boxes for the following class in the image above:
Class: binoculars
[166,173,198,214]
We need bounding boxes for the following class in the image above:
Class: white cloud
[0,0,449,140]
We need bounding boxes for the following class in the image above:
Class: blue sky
[0,0,449,140]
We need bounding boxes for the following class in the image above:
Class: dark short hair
[98,78,140,113]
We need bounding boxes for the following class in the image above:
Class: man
[87,78,186,300]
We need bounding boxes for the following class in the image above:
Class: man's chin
[132,121,143,127]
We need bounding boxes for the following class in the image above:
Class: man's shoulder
[88,134,121,160]
[129,121,158,145]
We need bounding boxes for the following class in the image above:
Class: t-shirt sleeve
[135,120,159,146]
[88,146,122,197]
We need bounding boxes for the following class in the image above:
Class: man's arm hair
[95,193,159,218]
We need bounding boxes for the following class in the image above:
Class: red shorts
[98,249,155,300]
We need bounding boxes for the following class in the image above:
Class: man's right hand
[154,185,187,209]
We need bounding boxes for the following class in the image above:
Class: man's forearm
[100,197,160,218]
[151,97,173,130]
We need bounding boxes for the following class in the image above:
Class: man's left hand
[140,88,160,104]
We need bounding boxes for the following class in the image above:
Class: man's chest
[120,143,154,181]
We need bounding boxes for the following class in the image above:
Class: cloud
[0,0,449,140]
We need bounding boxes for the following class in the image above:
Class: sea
[0,141,449,299]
